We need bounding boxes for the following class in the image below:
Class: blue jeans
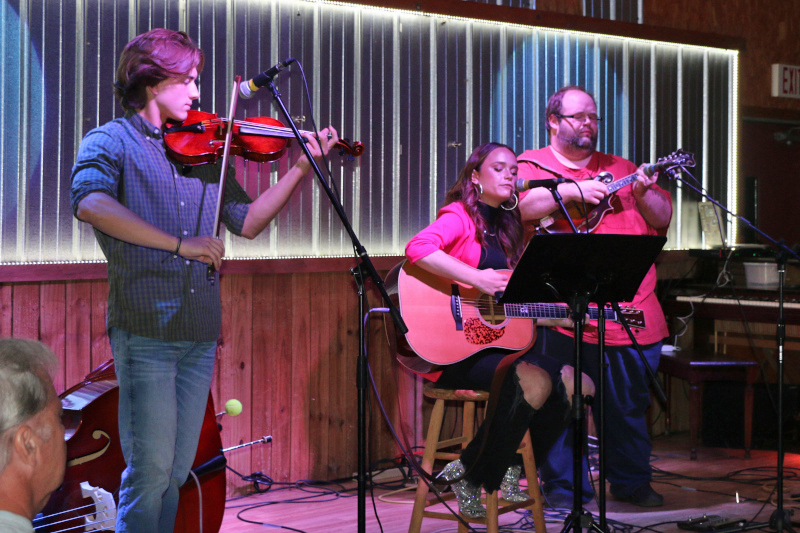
[109,328,216,533]
[536,327,662,500]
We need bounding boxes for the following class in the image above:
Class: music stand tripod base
[501,234,667,533]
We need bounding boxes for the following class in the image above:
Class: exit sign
[772,64,800,99]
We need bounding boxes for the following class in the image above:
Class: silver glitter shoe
[440,459,486,518]
[500,465,530,503]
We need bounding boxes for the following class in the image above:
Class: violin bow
[207,76,241,284]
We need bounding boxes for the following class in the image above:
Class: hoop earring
[501,193,519,211]
[475,183,484,197]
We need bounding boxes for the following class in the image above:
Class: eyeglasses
[555,113,602,123]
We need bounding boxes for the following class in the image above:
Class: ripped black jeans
[435,347,570,493]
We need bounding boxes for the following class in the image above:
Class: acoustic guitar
[384,261,645,374]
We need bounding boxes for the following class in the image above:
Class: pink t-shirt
[517,146,671,346]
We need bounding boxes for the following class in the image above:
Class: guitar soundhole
[475,294,507,325]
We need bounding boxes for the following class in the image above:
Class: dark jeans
[435,346,569,492]
[534,327,662,499]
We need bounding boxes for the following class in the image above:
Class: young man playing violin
[70,28,338,532]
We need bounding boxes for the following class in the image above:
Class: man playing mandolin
[517,85,672,508]
[70,28,339,532]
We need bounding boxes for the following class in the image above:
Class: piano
[669,290,800,324]
[662,287,800,383]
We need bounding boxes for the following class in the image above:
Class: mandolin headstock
[657,149,695,173]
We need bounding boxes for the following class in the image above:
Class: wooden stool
[659,351,758,459]
[408,383,546,533]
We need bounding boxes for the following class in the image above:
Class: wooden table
[658,351,759,459]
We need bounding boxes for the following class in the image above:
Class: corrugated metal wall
[0,0,737,264]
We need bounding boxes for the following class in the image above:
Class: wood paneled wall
[0,260,428,496]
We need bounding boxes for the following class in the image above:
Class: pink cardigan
[405,202,481,267]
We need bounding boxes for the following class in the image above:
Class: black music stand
[500,233,667,533]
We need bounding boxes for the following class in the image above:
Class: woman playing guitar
[404,142,594,518]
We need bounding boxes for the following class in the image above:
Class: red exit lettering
[772,64,800,99]
[783,66,800,96]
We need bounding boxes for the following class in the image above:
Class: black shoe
[544,491,592,509]
[544,491,575,509]
[612,483,664,507]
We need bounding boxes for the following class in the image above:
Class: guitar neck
[502,303,616,321]
[605,172,639,194]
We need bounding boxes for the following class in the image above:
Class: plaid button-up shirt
[71,112,251,342]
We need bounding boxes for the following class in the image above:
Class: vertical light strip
[37,0,46,261]
[16,0,30,262]
[269,0,279,256]
[428,17,437,220]
[351,8,362,239]
[701,49,710,245]
[312,4,322,254]
[638,0,643,24]
[649,42,656,165]
[562,32,570,86]
[675,49,683,249]
[226,0,235,108]
[728,52,739,243]
[702,50,709,194]
[532,28,540,150]
[495,25,507,144]
[593,35,599,122]
[128,0,136,41]
[178,0,187,32]
[72,0,87,260]
[0,2,5,258]
[391,15,401,250]
[609,0,616,21]
[621,39,629,160]
[93,4,100,128]
[55,0,64,259]
[465,22,473,155]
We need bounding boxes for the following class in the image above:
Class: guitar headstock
[617,307,646,329]
[657,149,695,173]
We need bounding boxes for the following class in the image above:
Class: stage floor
[220,433,800,532]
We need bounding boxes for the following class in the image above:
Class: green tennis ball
[225,399,243,417]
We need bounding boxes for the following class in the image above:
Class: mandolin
[533,149,695,235]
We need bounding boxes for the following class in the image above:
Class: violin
[36,360,226,533]
[164,109,364,165]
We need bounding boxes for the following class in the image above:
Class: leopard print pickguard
[463,317,505,345]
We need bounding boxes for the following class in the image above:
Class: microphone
[515,178,568,192]
[216,398,243,418]
[239,58,296,99]
[642,161,671,177]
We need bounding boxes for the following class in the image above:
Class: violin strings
[203,118,309,139]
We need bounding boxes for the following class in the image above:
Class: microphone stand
[266,80,408,533]
[545,183,579,234]
[537,177,665,530]
[665,170,799,532]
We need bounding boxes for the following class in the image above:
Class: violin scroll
[337,138,364,160]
